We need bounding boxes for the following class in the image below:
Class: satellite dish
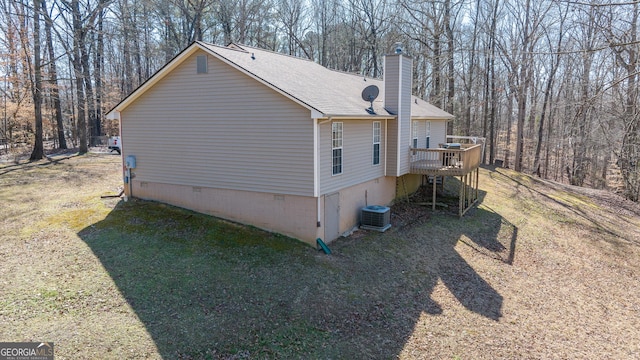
[361,85,379,102]
[362,85,379,114]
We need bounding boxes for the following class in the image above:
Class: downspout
[314,117,320,227]
[384,118,388,176]
[397,58,403,176]
[313,113,330,229]
[317,197,321,227]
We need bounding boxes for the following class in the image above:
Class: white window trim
[373,121,381,166]
[332,122,343,176]
[412,120,419,149]
[426,121,431,148]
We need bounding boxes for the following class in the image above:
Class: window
[332,122,343,175]
[373,121,381,165]
[412,120,418,148]
[196,55,207,73]
[426,121,431,148]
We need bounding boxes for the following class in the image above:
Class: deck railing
[409,143,483,176]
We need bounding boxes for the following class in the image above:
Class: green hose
[316,238,331,255]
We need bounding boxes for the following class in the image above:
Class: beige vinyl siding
[397,56,413,175]
[412,120,437,148]
[430,120,448,147]
[383,54,412,176]
[121,50,314,196]
[383,55,404,177]
[319,120,386,195]
[386,119,398,176]
[384,56,400,114]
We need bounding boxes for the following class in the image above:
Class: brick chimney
[384,44,413,176]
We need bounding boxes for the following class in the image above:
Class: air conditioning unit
[360,205,391,232]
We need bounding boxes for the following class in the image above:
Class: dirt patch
[390,181,467,229]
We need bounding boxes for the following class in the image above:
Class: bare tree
[277,0,311,57]
[310,0,339,66]
[444,0,456,134]
[350,0,391,77]
[41,0,66,149]
[69,0,87,153]
[566,2,602,186]
[513,0,532,172]
[2,0,640,201]
[461,0,481,136]
[605,1,640,200]
[487,0,499,164]
[30,0,44,160]
[532,2,568,177]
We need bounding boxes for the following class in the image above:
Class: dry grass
[1,155,639,359]
[395,169,640,359]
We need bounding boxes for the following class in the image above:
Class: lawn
[1,153,639,359]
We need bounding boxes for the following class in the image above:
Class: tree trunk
[133,5,143,85]
[533,20,564,177]
[515,0,532,172]
[217,1,233,45]
[463,0,480,137]
[482,44,490,165]
[515,75,528,172]
[445,0,455,135]
[572,30,594,186]
[544,102,560,179]
[620,2,639,201]
[72,0,88,154]
[30,0,44,161]
[122,0,133,97]
[82,33,96,144]
[94,2,104,139]
[504,87,514,169]
[432,27,441,107]
[42,0,66,149]
[488,0,498,165]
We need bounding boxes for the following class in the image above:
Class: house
[106,41,480,246]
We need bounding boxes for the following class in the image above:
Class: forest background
[1,0,639,201]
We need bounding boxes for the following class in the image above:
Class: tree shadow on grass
[491,168,640,247]
[0,153,81,176]
[79,191,515,358]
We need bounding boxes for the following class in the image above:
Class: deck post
[432,176,437,210]
[467,171,472,203]
[408,144,482,216]
[475,167,480,200]
[459,175,464,217]
[465,174,470,213]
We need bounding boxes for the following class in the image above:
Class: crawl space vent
[360,205,391,232]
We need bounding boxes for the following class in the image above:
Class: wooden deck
[408,143,483,216]
[409,143,483,176]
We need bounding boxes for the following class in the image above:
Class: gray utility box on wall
[360,205,391,232]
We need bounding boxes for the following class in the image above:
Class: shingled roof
[108,41,454,120]
[200,42,453,119]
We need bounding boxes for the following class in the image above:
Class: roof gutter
[324,114,397,121]
[410,116,455,121]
